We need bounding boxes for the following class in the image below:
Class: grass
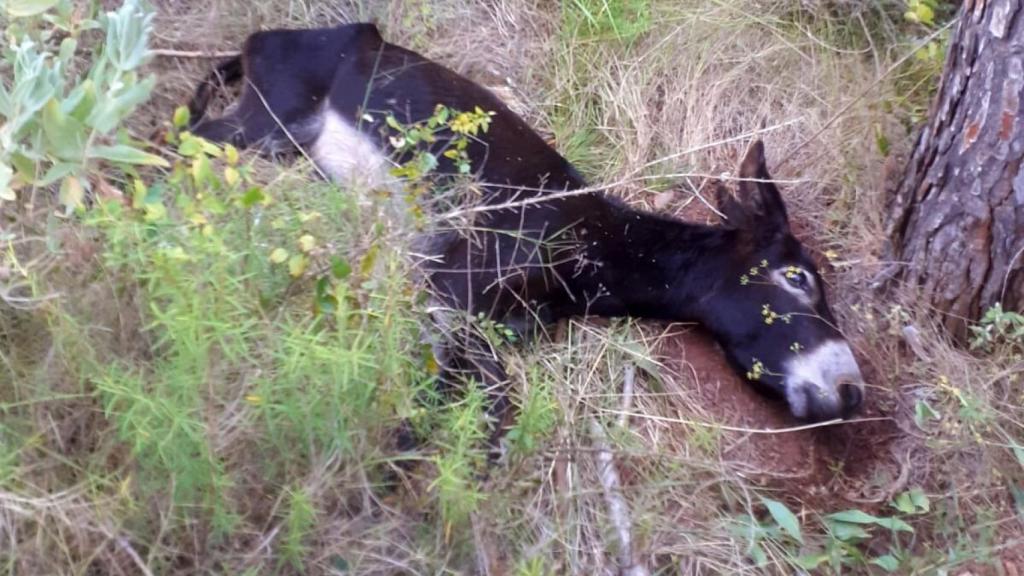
[2,0,1022,574]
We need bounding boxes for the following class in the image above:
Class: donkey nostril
[838,382,863,416]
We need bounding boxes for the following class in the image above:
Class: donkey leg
[440,332,515,461]
[190,115,250,148]
[395,321,515,464]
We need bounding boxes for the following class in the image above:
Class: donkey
[187,23,866,442]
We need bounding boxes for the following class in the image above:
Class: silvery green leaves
[3,0,60,18]
[102,0,154,72]
[0,38,64,146]
[0,0,162,208]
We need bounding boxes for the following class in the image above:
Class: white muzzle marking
[782,339,864,419]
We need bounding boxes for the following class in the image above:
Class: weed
[969,303,1024,355]
[0,0,165,212]
[505,365,559,455]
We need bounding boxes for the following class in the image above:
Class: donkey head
[701,141,865,421]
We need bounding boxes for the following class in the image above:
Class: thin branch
[590,365,650,576]
[117,538,155,576]
[599,411,892,434]
[151,48,240,59]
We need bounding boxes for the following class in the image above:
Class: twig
[1001,244,1024,303]
[439,122,802,221]
[590,365,650,576]
[617,364,637,428]
[599,411,891,434]
[901,325,932,362]
[117,538,155,576]
[151,48,240,59]
[246,80,331,182]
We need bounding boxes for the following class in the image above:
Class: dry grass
[2,0,1022,574]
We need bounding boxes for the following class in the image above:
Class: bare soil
[656,328,903,509]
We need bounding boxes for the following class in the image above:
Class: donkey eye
[785,270,809,289]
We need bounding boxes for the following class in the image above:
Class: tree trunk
[883,0,1024,340]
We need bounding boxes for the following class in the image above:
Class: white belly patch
[309,109,397,192]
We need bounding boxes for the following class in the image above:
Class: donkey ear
[736,140,790,240]
[714,181,751,229]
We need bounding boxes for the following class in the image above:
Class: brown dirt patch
[655,325,903,512]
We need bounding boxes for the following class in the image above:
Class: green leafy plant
[969,303,1024,354]
[430,386,488,532]
[505,366,559,455]
[80,118,432,556]
[280,487,317,571]
[0,0,164,210]
[383,103,495,180]
[739,492,928,573]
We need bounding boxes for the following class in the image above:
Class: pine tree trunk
[884,0,1024,340]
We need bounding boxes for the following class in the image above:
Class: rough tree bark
[883,0,1024,340]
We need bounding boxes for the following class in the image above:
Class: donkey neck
[578,197,738,322]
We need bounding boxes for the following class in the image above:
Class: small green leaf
[59,176,85,211]
[827,509,880,524]
[748,541,768,566]
[38,162,78,186]
[871,554,900,572]
[42,99,86,160]
[1010,483,1024,516]
[762,497,802,544]
[90,144,168,167]
[827,510,912,532]
[314,277,337,316]
[329,555,350,572]
[909,487,930,513]
[288,254,308,277]
[10,153,37,182]
[178,136,203,157]
[67,79,97,121]
[143,202,167,222]
[873,517,914,533]
[331,257,352,279]
[58,37,77,64]
[224,144,239,165]
[915,3,935,25]
[240,187,265,208]
[794,554,829,570]
[893,492,915,515]
[874,124,890,157]
[172,106,190,128]
[914,399,939,428]
[1010,439,1024,470]
[269,248,289,264]
[5,0,59,18]
[827,521,871,541]
[0,163,15,201]
[191,155,213,185]
[223,166,240,187]
[360,244,379,276]
[86,76,156,133]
